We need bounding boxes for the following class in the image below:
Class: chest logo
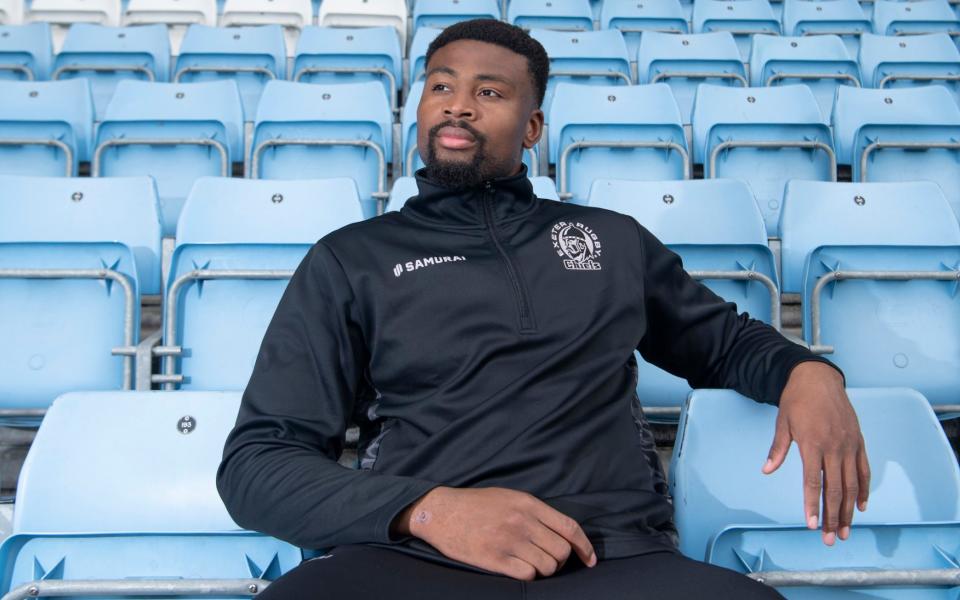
[551,221,602,271]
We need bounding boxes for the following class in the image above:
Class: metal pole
[0,578,270,600]
[558,140,691,200]
[709,139,837,181]
[0,139,73,177]
[765,72,860,87]
[748,567,960,587]
[548,69,633,85]
[688,270,781,331]
[859,140,960,182]
[53,64,156,81]
[174,65,276,84]
[651,71,748,87]
[878,72,960,88]
[0,64,34,81]
[93,138,230,178]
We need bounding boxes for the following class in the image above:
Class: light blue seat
[0,391,302,597]
[782,0,870,56]
[53,23,170,120]
[859,32,960,101]
[159,177,364,390]
[386,174,559,211]
[832,84,960,220]
[529,28,631,112]
[671,388,960,598]
[749,34,860,120]
[779,180,960,412]
[412,0,500,30]
[0,175,160,417]
[250,80,390,218]
[0,78,93,177]
[407,25,440,85]
[692,0,781,61]
[692,83,835,235]
[599,0,687,57]
[587,179,778,421]
[636,31,748,125]
[0,22,52,80]
[175,24,286,120]
[873,0,960,36]
[549,82,688,204]
[507,0,594,31]
[292,26,401,115]
[95,80,244,236]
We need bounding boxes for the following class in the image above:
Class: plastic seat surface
[0,22,52,80]
[26,0,120,51]
[530,28,631,111]
[220,0,312,56]
[782,0,870,56]
[318,0,408,49]
[692,0,781,60]
[600,0,687,57]
[507,0,594,32]
[873,0,960,36]
[412,0,500,30]
[858,32,960,103]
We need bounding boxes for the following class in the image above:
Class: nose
[442,90,476,120]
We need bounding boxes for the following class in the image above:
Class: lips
[436,125,477,150]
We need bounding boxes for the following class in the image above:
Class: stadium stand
[506,0,594,32]
[780,180,960,414]
[636,31,747,125]
[586,179,778,421]
[749,34,860,121]
[0,78,93,177]
[672,388,960,597]
[386,174,559,211]
[94,79,244,236]
[0,0,23,24]
[53,23,170,120]
[832,84,960,220]
[407,25,440,85]
[292,26,402,114]
[122,0,217,56]
[25,0,121,52]
[0,391,301,597]
[219,0,313,57]
[691,0,781,61]
[412,0,501,30]
[154,177,364,390]
[599,0,688,58]
[872,0,960,37]
[0,22,51,80]
[858,32,960,99]
[318,0,409,49]
[692,83,836,236]
[174,24,285,119]
[781,0,870,57]
[0,175,160,419]
[250,80,391,218]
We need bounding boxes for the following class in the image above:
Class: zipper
[482,182,536,332]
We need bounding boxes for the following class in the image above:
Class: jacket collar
[400,164,539,230]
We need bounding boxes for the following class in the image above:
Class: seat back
[692,83,834,235]
[26,0,120,51]
[692,0,781,60]
[0,78,93,176]
[549,82,688,204]
[412,0,501,30]
[165,177,364,390]
[782,0,869,56]
[0,0,23,24]
[407,26,440,85]
[858,32,960,101]
[0,22,52,80]
[318,0,408,48]
[873,0,960,36]
[600,0,687,57]
[122,0,217,54]
[507,0,594,31]
[636,31,746,125]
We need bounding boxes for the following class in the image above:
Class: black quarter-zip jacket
[217,167,837,568]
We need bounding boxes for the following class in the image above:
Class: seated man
[217,19,869,599]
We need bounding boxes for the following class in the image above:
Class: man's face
[417,39,544,188]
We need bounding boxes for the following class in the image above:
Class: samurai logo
[551,221,602,271]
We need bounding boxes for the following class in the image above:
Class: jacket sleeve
[216,241,438,549]
[634,221,842,406]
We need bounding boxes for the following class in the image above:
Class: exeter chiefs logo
[550,221,602,271]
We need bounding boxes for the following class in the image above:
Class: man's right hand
[391,486,597,581]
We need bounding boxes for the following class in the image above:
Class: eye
[431,83,451,93]
[479,88,502,98]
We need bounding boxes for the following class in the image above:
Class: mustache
[427,120,486,144]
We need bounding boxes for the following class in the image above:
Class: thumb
[762,417,792,475]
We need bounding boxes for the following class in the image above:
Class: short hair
[424,19,550,108]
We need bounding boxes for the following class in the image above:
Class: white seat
[123,0,216,55]
[0,0,24,24]
[220,0,313,57]
[27,0,120,51]
[318,0,407,49]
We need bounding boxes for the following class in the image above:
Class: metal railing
[859,140,960,182]
[0,64,34,81]
[174,65,276,85]
[748,567,960,588]
[0,578,270,600]
[765,72,861,87]
[559,140,691,200]
[93,138,230,178]
[549,69,632,86]
[53,64,155,81]
[709,139,837,180]
[0,139,73,177]
[651,71,748,87]
[878,72,960,88]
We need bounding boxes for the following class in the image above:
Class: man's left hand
[762,361,870,546]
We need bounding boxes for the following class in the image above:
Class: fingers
[509,542,559,580]
[762,415,792,475]
[821,454,843,546]
[535,507,597,567]
[801,447,822,532]
[529,524,573,570]
[857,439,871,513]
[838,453,859,541]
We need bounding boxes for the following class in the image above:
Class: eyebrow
[425,66,515,87]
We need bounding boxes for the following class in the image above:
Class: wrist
[392,486,449,539]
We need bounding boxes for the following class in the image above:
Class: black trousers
[258,545,785,599]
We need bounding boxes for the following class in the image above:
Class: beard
[424,120,511,189]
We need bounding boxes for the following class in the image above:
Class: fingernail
[824,532,836,546]
[859,500,868,512]
[762,459,772,473]
[588,553,597,567]
[807,516,818,529]
[840,526,850,540]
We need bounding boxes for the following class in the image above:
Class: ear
[522,108,545,149]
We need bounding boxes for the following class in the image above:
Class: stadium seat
[0,0,23,24]
[692,0,781,61]
[636,31,747,125]
[599,0,687,57]
[832,84,960,220]
[782,0,870,57]
[749,34,860,120]
[318,0,408,49]
[507,0,594,32]
[175,24,285,119]
[529,28,631,112]
[587,179,779,421]
[220,0,313,57]
[412,0,500,30]
[95,80,244,236]
[671,388,960,598]
[0,391,302,596]
[53,23,170,120]
[386,174,558,211]
[872,0,960,37]
[0,78,93,177]
[292,26,401,115]
[25,0,120,52]
[0,175,160,417]
[122,0,216,55]
[692,83,836,236]
[156,177,364,390]
[0,22,52,80]
[779,180,960,412]
[549,83,689,204]
[251,80,392,218]
[858,32,960,100]
[407,25,440,85]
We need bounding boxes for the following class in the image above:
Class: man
[217,19,869,598]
